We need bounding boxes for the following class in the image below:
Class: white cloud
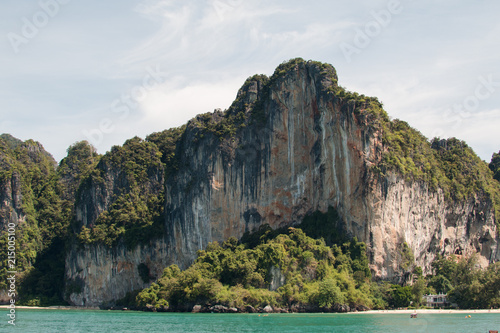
[137,76,245,132]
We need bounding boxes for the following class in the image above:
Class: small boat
[410,313,417,318]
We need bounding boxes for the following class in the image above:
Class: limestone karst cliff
[61,59,499,307]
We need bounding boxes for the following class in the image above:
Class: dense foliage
[431,138,500,202]
[380,120,445,186]
[191,110,247,143]
[427,255,500,309]
[378,120,500,203]
[132,219,483,312]
[490,151,500,182]
[0,136,93,305]
[20,140,101,305]
[132,226,376,312]
[379,122,500,226]
[58,141,100,201]
[146,126,186,177]
[0,136,60,275]
[77,189,164,249]
[76,137,165,249]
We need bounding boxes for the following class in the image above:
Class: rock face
[65,240,172,306]
[0,172,24,232]
[65,60,499,306]
[367,172,498,277]
[0,173,24,303]
[269,265,286,291]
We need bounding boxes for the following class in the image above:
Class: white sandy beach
[0,305,99,310]
[354,309,500,314]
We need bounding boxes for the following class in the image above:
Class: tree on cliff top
[490,151,500,182]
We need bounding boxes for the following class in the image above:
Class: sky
[1,0,499,163]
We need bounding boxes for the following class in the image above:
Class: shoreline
[1,305,499,314]
[0,305,100,310]
[352,309,500,314]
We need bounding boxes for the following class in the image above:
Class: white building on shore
[422,294,449,308]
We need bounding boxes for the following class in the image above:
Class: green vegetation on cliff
[376,116,500,214]
[77,189,164,249]
[73,129,187,249]
[372,115,500,210]
[0,136,99,305]
[377,118,500,224]
[58,141,100,201]
[76,137,165,249]
[133,225,376,312]
[431,138,500,205]
[0,136,61,282]
[489,151,500,182]
[146,125,186,177]
[380,120,444,186]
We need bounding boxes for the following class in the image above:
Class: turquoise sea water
[1,309,499,333]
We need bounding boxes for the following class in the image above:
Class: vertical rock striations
[64,59,499,306]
